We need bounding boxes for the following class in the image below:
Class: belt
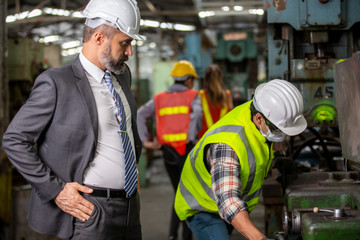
[89,188,136,199]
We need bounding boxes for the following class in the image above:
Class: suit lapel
[72,56,99,141]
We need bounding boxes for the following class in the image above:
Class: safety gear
[198,89,231,138]
[175,101,274,221]
[253,79,307,136]
[82,0,144,41]
[260,122,286,142]
[154,89,199,155]
[170,60,199,81]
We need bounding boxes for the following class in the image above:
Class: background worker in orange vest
[137,60,202,240]
[198,64,233,139]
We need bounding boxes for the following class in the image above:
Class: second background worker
[137,60,202,240]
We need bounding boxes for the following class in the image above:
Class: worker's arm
[137,99,161,149]
[188,94,203,142]
[231,210,266,240]
[207,143,266,240]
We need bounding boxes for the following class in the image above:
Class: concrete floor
[139,154,266,240]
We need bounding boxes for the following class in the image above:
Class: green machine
[213,31,258,106]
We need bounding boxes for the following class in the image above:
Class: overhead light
[39,35,59,44]
[233,6,244,11]
[140,20,160,28]
[160,22,174,30]
[6,8,83,23]
[221,6,230,12]
[6,15,17,23]
[149,42,157,49]
[71,11,85,18]
[28,9,43,18]
[62,46,82,57]
[174,24,195,31]
[6,9,42,23]
[140,19,194,32]
[43,7,70,16]
[61,40,81,49]
[248,9,264,15]
[198,11,215,18]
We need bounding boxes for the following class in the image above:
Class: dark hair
[203,64,228,108]
[174,80,186,85]
[250,102,260,118]
[83,24,118,43]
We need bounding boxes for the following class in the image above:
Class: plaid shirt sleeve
[206,143,248,224]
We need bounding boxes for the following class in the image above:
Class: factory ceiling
[6,0,267,41]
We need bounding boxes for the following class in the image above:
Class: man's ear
[184,77,193,88]
[253,112,263,128]
[93,31,105,45]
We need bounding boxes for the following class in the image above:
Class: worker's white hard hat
[82,0,144,41]
[253,79,307,136]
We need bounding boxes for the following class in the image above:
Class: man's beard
[100,44,128,74]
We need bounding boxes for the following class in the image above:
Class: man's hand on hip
[54,182,94,222]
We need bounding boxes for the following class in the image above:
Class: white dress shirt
[79,52,136,189]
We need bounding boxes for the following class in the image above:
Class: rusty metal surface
[334,52,360,163]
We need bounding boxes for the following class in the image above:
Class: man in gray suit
[2,0,144,239]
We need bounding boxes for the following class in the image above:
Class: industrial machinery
[263,1,360,239]
[214,31,259,106]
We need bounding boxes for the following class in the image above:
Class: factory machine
[264,0,360,239]
[213,31,259,106]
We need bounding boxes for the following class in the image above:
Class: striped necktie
[104,71,137,197]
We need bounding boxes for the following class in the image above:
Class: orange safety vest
[198,89,231,138]
[154,89,199,155]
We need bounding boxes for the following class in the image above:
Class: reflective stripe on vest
[163,133,187,142]
[199,90,228,129]
[175,101,272,221]
[159,106,189,116]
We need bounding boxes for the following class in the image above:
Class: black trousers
[162,144,194,240]
[71,193,141,240]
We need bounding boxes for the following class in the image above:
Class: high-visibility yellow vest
[174,101,274,221]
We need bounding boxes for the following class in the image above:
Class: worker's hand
[54,182,94,222]
[143,138,162,150]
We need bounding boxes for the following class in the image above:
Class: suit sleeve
[2,71,65,203]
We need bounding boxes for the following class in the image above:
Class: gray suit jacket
[2,56,142,238]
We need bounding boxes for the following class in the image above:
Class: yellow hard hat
[170,60,198,80]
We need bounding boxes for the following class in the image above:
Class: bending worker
[174,79,307,240]
[2,0,143,239]
[137,60,202,240]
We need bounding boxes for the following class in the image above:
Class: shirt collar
[79,52,106,83]
[166,83,189,93]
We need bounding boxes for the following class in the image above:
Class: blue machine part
[266,0,360,127]
[267,0,360,30]
[178,33,212,78]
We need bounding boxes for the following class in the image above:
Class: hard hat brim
[277,115,307,136]
[129,33,144,41]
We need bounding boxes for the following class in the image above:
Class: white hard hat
[253,79,307,136]
[82,0,144,41]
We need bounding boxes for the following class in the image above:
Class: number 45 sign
[314,86,334,99]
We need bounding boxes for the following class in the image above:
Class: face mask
[259,121,286,142]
